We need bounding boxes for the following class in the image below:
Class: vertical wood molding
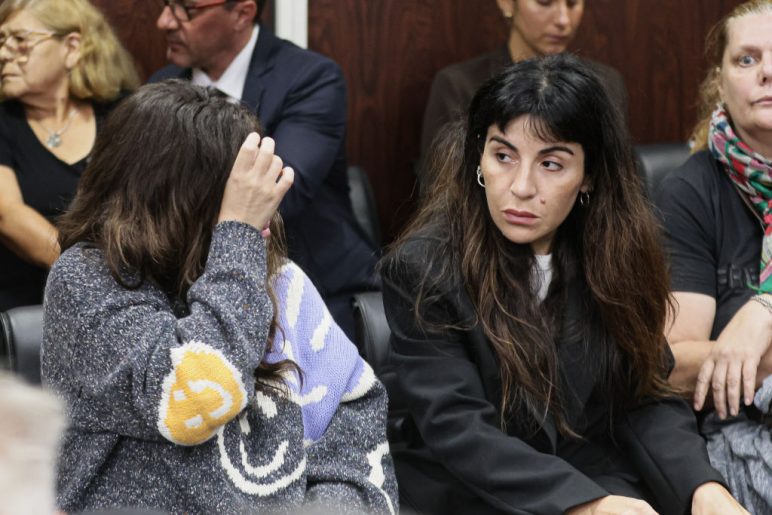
[275,0,308,49]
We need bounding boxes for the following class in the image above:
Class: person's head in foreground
[0,372,65,515]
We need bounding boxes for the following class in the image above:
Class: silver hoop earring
[579,190,590,207]
[476,165,485,188]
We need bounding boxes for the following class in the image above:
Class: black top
[655,150,763,339]
[380,233,724,515]
[0,99,113,310]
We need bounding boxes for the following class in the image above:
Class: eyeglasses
[0,29,58,63]
[160,0,243,22]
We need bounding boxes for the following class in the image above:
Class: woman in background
[656,1,772,511]
[420,0,626,162]
[382,54,744,514]
[0,0,137,310]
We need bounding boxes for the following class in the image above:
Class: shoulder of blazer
[247,26,339,80]
[382,232,451,291]
[382,231,480,334]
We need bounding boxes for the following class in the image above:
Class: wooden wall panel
[308,0,745,241]
[91,0,166,81]
[573,0,742,145]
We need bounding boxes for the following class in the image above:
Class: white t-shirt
[533,254,553,303]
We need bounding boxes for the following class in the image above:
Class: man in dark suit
[150,0,377,340]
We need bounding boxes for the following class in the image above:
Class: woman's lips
[503,209,539,225]
[544,35,569,44]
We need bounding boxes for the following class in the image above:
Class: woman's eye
[738,54,757,66]
[542,160,563,171]
[495,152,513,163]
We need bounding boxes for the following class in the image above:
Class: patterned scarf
[709,106,772,293]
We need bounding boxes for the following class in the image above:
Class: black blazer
[381,233,724,515]
[150,28,378,336]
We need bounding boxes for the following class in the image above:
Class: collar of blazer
[240,25,280,114]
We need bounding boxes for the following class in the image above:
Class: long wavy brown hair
[386,54,674,436]
[58,80,295,391]
[691,0,772,150]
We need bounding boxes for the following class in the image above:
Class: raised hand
[218,134,294,231]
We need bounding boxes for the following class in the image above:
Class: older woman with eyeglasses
[0,0,137,311]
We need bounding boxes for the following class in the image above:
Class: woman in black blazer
[381,54,746,515]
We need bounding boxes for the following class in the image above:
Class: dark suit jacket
[150,28,378,336]
[381,233,724,515]
[420,48,629,160]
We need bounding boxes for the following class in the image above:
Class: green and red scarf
[709,106,772,293]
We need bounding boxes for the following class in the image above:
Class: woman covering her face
[381,54,746,515]
[0,0,138,310]
[656,1,772,512]
[42,81,397,514]
[419,0,627,166]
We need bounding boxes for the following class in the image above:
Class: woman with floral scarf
[656,1,772,512]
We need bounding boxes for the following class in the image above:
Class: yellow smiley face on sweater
[158,341,248,446]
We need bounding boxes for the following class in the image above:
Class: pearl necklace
[36,108,77,148]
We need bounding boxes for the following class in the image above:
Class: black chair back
[0,305,44,384]
[351,291,406,440]
[347,165,382,248]
[634,143,690,196]
[351,291,391,372]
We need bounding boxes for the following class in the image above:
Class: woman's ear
[63,32,81,71]
[580,179,592,193]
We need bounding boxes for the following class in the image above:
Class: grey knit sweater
[42,222,397,514]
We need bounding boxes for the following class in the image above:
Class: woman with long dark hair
[381,54,745,514]
[42,80,396,514]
